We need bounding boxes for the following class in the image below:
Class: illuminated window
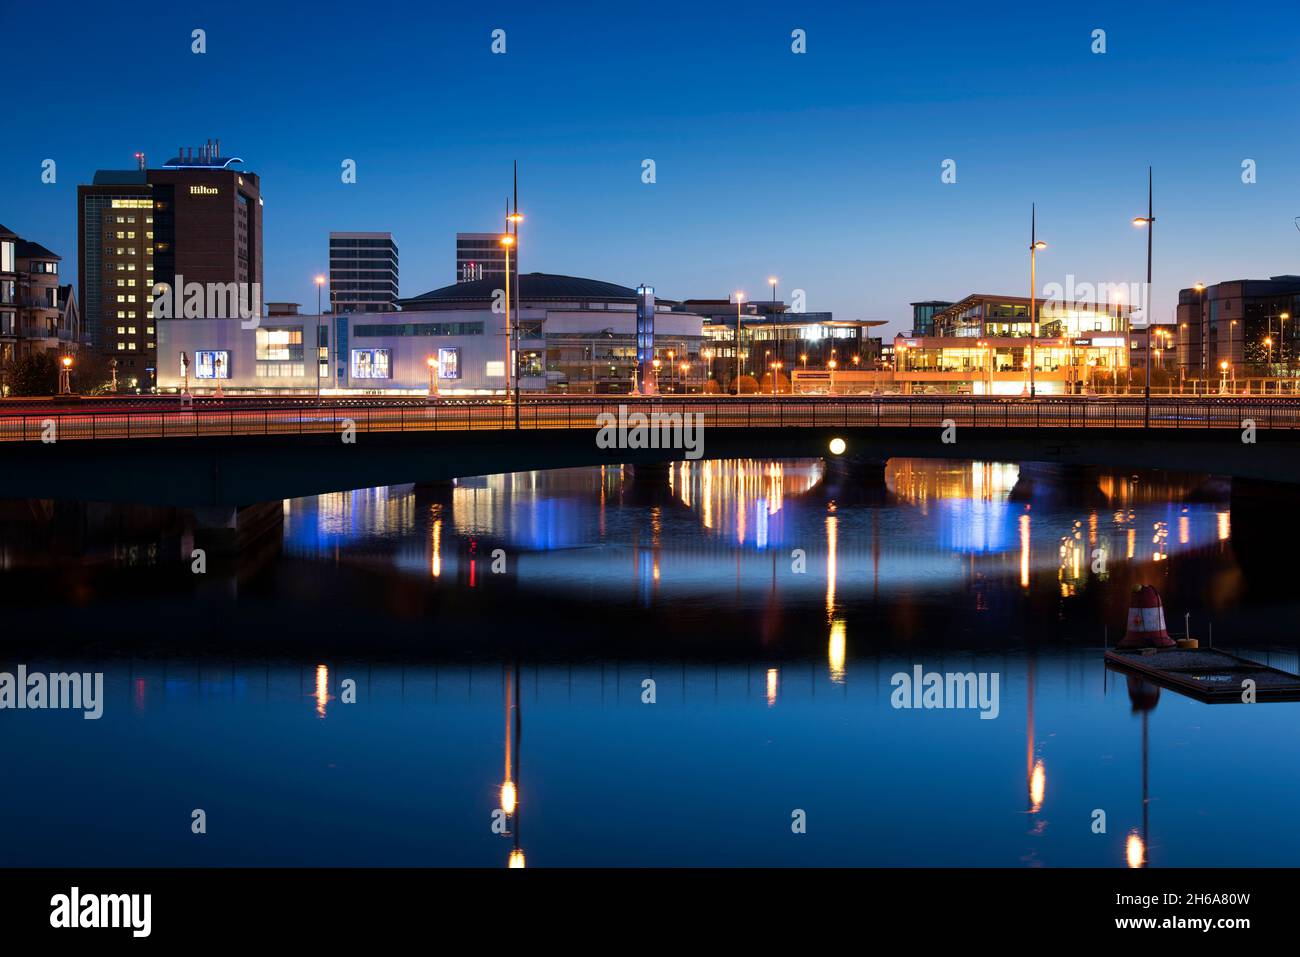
[351,348,391,379]
[117,342,125,350]
[255,326,304,361]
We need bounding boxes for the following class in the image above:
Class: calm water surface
[2,458,1298,867]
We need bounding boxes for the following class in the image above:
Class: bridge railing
[1,399,1297,443]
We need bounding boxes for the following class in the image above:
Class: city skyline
[1,2,1297,334]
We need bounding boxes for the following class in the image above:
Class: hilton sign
[188,185,219,195]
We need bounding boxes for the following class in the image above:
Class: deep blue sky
[2,0,1297,333]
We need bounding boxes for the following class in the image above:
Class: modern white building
[156,273,706,395]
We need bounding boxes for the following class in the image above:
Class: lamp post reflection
[500,661,524,867]
[1026,650,1045,816]
[1125,675,1160,868]
[314,663,329,719]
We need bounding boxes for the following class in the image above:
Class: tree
[8,352,58,396]
[72,351,118,394]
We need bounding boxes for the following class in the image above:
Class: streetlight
[507,210,524,402]
[769,276,778,307]
[426,355,440,397]
[1028,203,1046,397]
[652,356,662,392]
[1132,167,1155,419]
[680,361,689,393]
[1229,319,1238,392]
[500,234,518,425]
[734,292,745,394]
[1281,312,1291,377]
[58,355,73,396]
[827,357,838,394]
[315,275,326,403]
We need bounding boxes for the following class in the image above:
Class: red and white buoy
[1119,584,1175,649]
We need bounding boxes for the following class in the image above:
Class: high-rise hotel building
[78,140,262,385]
[455,232,516,285]
[329,232,398,313]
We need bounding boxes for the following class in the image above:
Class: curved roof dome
[401,272,642,308]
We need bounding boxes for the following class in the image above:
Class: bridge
[1,396,1297,509]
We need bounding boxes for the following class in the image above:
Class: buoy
[1118,584,1176,649]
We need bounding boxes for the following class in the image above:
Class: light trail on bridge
[4,397,1300,443]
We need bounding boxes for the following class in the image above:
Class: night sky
[3,0,1297,332]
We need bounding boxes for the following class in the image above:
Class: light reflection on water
[2,457,1296,867]
[281,460,1234,608]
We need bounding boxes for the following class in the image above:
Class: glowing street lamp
[426,355,440,396]
[734,292,745,394]
[768,276,778,306]
[314,275,327,403]
[1132,167,1156,415]
[1028,203,1047,397]
[58,355,73,396]
[1282,313,1292,375]
[500,234,517,420]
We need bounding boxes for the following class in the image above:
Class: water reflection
[0,648,1296,866]
[2,457,1298,867]
[266,460,1243,614]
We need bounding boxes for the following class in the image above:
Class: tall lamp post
[507,209,524,424]
[314,275,326,404]
[1029,204,1047,397]
[734,291,745,395]
[1132,167,1156,422]
[1192,282,1206,390]
[500,234,516,422]
[1281,312,1291,380]
[769,276,778,308]
[1229,320,1238,393]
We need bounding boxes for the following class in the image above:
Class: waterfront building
[1177,276,1300,383]
[909,300,953,337]
[78,140,262,386]
[0,225,16,378]
[677,297,885,392]
[329,232,398,313]
[156,272,705,395]
[0,225,81,392]
[881,293,1134,395]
